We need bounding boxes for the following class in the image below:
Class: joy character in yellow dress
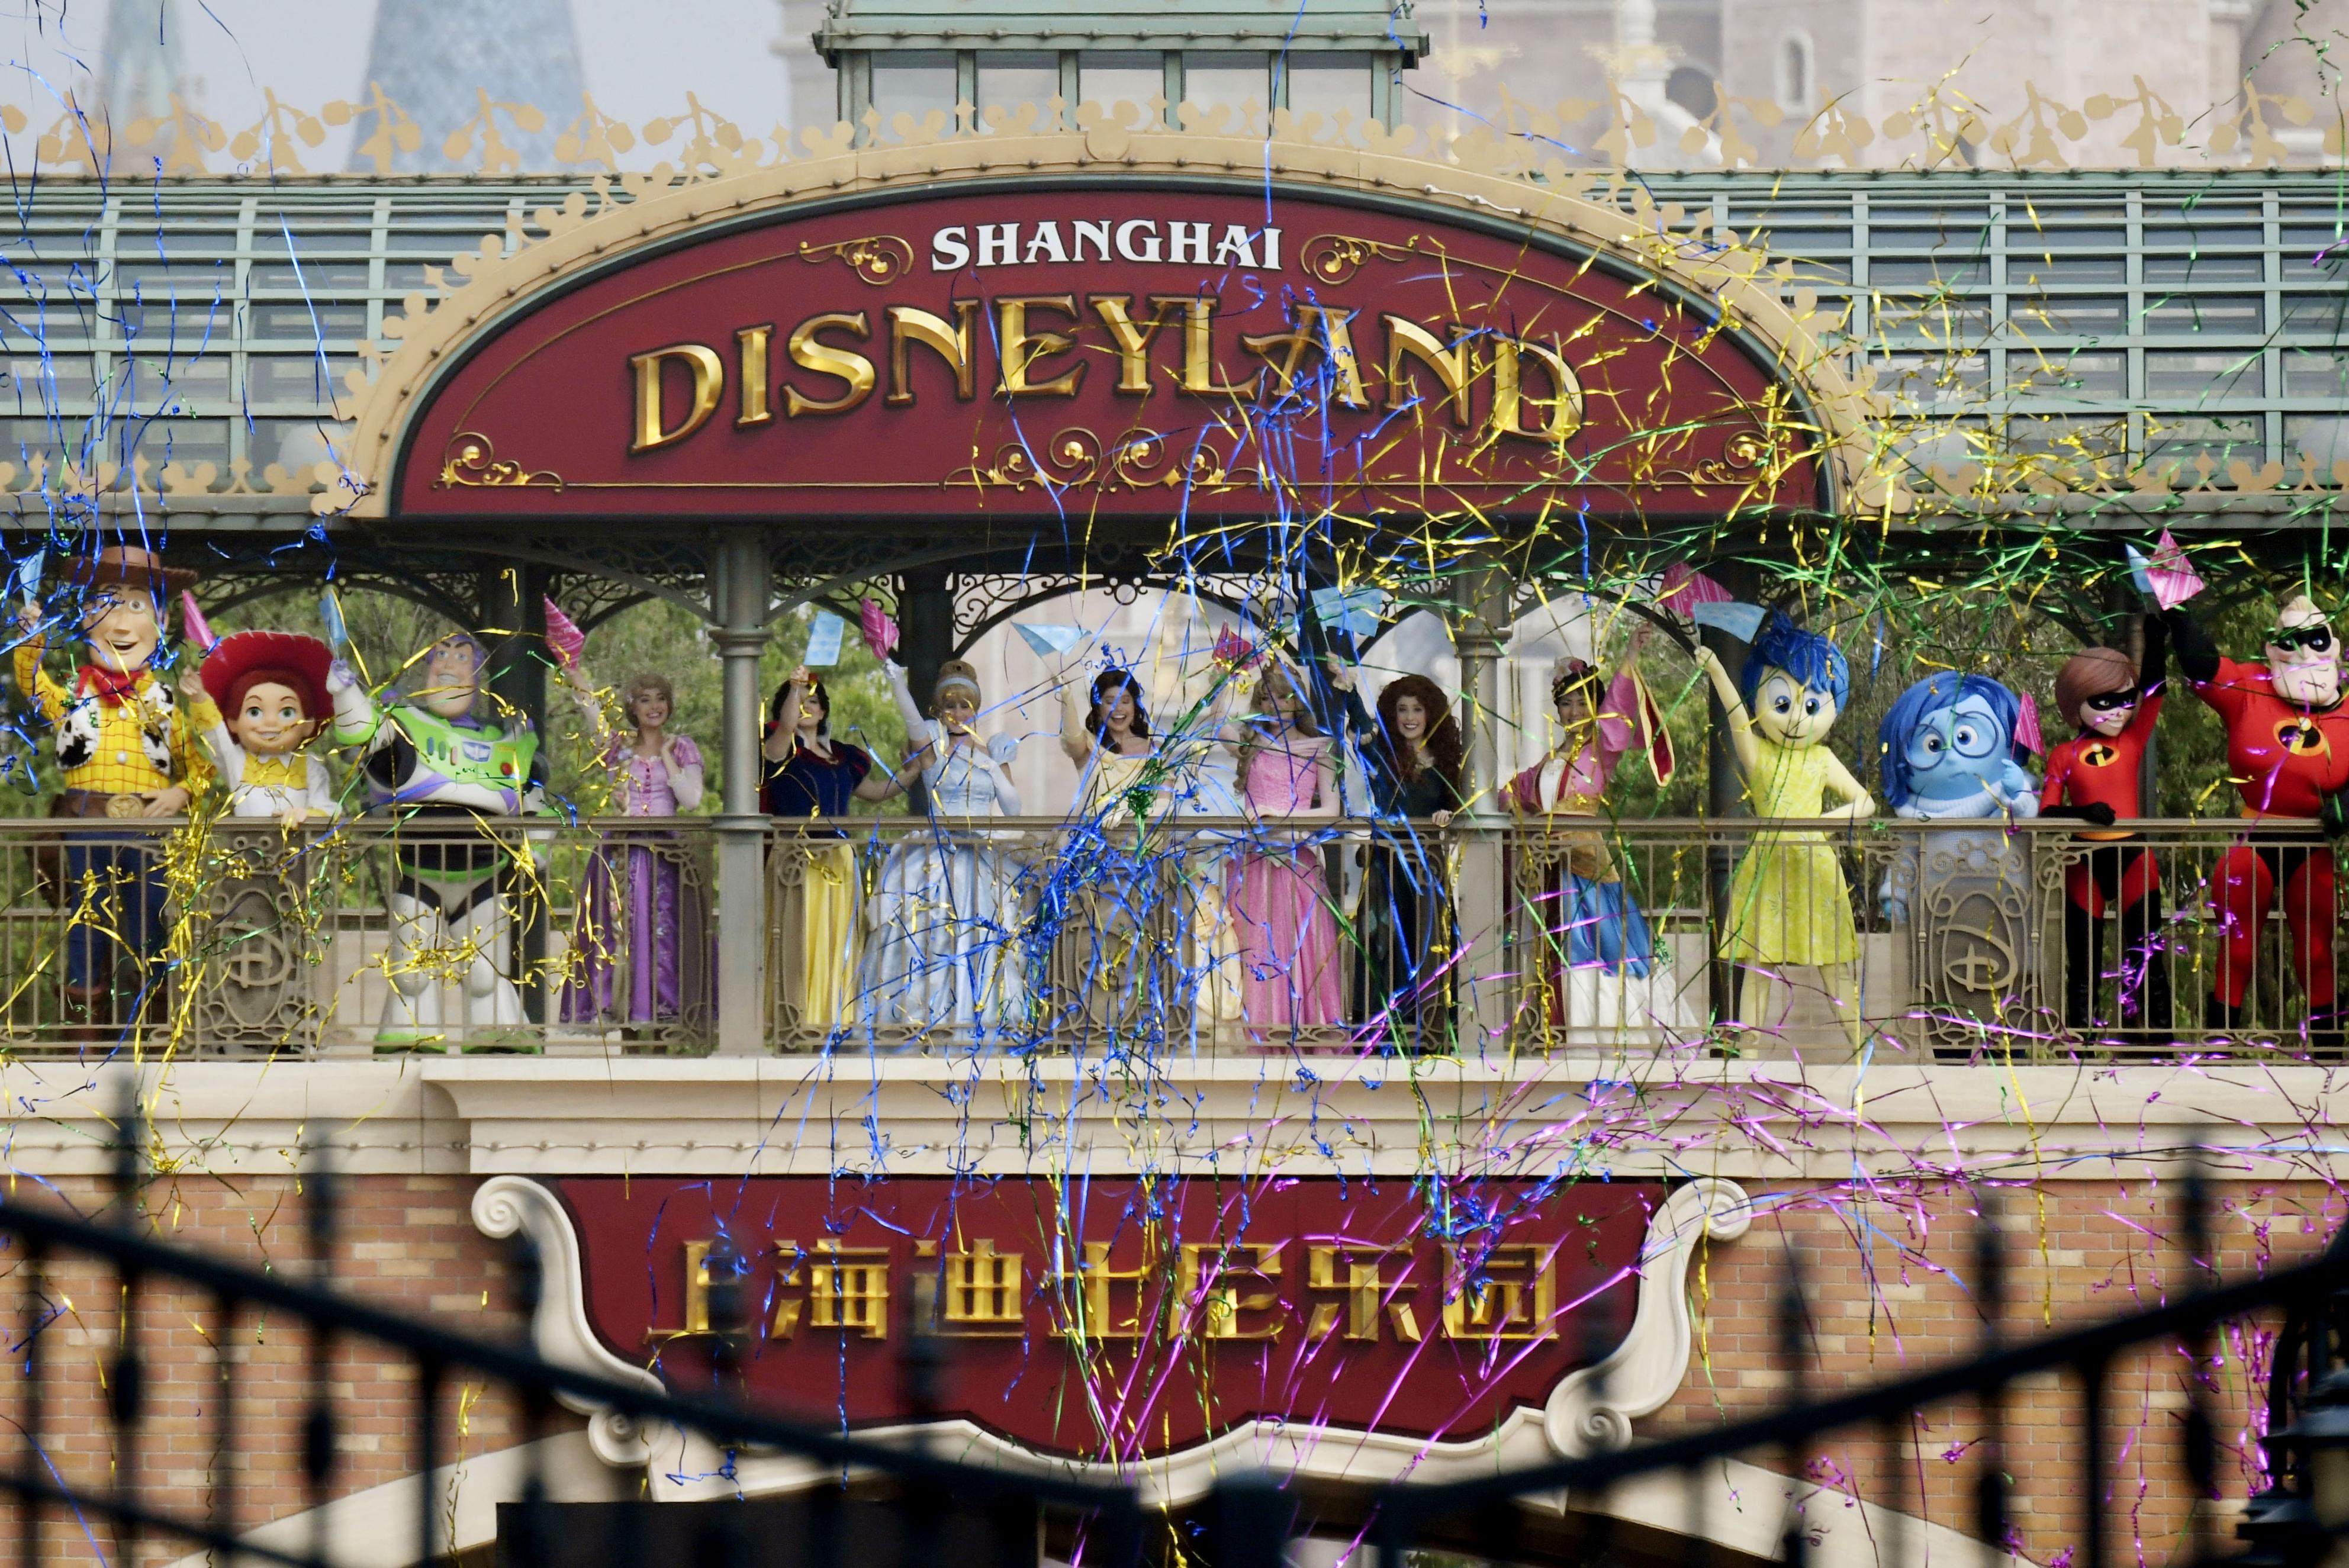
[1692,610,1877,1056]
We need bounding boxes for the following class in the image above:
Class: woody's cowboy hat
[58,543,197,598]
[199,630,333,723]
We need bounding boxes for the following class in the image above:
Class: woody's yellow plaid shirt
[12,637,207,797]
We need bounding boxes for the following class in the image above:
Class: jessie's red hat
[199,630,333,723]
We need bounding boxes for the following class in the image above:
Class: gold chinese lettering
[1441,1242,1559,1341]
[1306,1244,1422,1342]
[776,1239,890,1340]
[1051,1240,1150,1340]
[1170,1243,1283,1340]
[645,1238,720,1342]
[938,1238,1025,1335]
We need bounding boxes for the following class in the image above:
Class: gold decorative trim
[796,235,915,286]
[948,426,1270,495]
[1300,233,1426,285]
[435,432,564,492]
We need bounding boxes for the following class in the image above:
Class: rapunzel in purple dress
[1227,738,1343,1033]
[562,732,707,1026]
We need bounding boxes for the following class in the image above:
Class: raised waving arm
[1691,645,1762,776]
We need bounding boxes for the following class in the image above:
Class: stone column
[713,531,772,1055]
[1452,564,1514,1051]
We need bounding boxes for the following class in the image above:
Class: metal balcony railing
[4,813,2345,1060]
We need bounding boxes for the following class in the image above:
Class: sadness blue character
[1877,672,2044,1038]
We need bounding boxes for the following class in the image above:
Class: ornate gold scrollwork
[1300,233,1427,285]
[1659,429,1791,488]
[436,432,564,491]
[796,235,915,286]
[950,426,1266,495]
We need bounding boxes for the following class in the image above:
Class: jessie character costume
[10,545,207,1033]
[2039,614,2171,1035]
[191,630,375,820]
[2163,603,2349,1048]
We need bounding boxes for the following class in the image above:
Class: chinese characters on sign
[559,1178,1662,1460]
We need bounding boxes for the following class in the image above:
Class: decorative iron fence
[7,814,2349,1059]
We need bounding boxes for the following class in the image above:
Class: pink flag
[542,597,585,671]
[860,597,899,661]
[180,590,218,653]
[1656,562,1731,615]
[2016,691,2044,758]
[1212,627,1259,668]
[2144,529,2206,611]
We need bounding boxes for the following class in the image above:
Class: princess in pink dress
[559,667,708,1028]
[1218,661,1342,1036]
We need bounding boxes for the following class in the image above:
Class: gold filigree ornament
[1300,233,1426,286]
[796,235,915,286]
[436,432,563,492]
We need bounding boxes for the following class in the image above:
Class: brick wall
[1652,1177,2342,1561]
[5,1173,551,1567]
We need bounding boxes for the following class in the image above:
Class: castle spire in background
[96,0,191,154]
[349,0,587,172]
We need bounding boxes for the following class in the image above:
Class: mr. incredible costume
[355,635,548,1047]
[2161,594,2349,1051]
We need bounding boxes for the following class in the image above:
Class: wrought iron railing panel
[10,813,2349,1058]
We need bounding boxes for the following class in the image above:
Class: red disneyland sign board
[558,1176,1661,1462]
[396,186,1820,522]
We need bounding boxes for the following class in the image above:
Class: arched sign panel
[392,183,1825,522]
[555,1175,1662,1461]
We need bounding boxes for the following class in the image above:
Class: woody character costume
[2039,615,2170,1035]
[10,545,207,1035]
[2160,593,2349,1052]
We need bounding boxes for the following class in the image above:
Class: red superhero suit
[2164,604,2349,1049]
[2039,615,2168,1034]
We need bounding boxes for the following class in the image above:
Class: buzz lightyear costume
[358,694,548,1045]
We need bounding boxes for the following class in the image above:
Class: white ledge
[0,1055,2341,1177]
